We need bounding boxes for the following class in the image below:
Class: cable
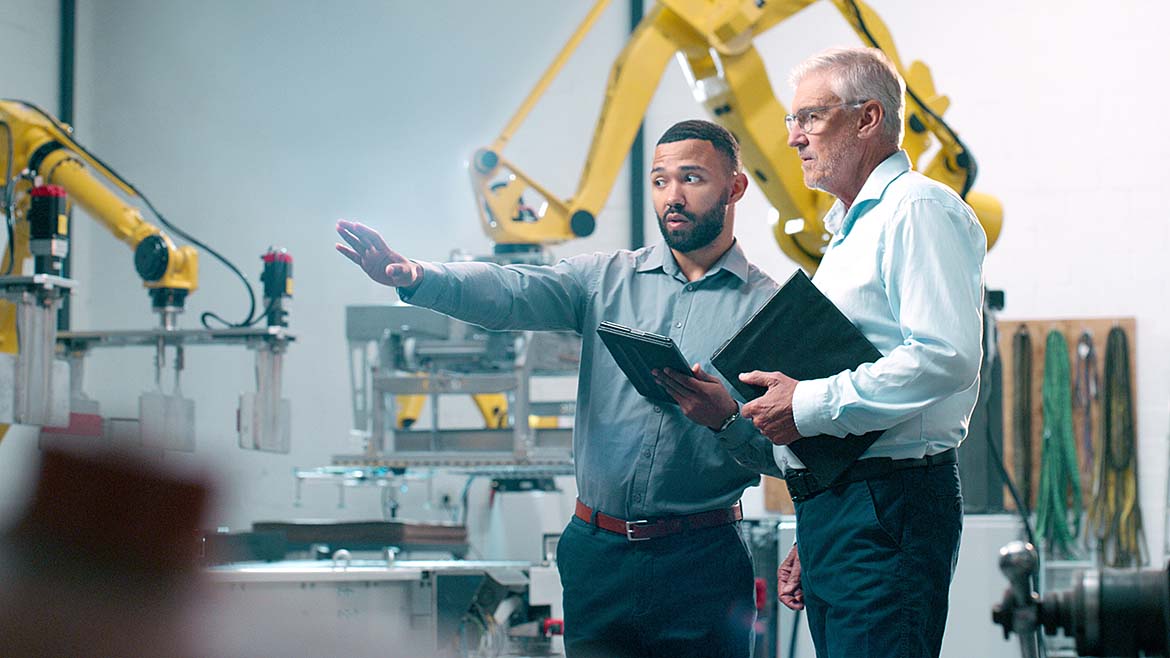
[1,120,15,275]
[990,322,1039,561]
[844,0,978,197]
[202,290,279,329]
[1,99,260,327]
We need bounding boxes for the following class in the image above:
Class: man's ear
[728,171,749,203]
[857,100,884,139]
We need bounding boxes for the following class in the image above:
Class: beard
[803,142,855,193]
[656,192,729,253]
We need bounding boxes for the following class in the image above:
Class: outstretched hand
[335,219,422,289]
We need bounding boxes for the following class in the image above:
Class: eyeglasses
[784,100,868,134]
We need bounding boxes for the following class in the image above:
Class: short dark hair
[656,119,741,173]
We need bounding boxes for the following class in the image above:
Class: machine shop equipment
[993,540,1170,658]
[0,100,293,452]
[293,298,576,536]
[206,558,563,658]
[336,301,578,469]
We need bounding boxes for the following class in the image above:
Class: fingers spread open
[336,224,367,253]
[336,243,362,265]
[349,221,392,253]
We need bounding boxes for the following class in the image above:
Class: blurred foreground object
[0,447,209,657]
[993,540,1169,657]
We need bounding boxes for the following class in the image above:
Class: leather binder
[710,269,884,487]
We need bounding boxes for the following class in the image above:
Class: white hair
[789,47,906,146]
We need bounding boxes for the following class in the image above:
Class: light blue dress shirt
[779,150,987,470]
[401,240,783,520]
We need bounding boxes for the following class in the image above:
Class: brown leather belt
[574,499,742,542]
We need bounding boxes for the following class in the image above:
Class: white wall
[4,0,1167,566]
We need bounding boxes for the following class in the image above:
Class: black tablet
[596,321,693,405]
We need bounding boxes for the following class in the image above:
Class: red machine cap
[262,249,293,263]
[30,185,66,197]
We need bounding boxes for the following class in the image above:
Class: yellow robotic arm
[0,100,198,315]
[0,99,201,442]
[471,0,1002,271]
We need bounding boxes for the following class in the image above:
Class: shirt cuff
[396,260,445,305]
[791,379,832,438]
[714,413,754,449]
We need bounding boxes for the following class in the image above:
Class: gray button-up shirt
[402,240,782,519]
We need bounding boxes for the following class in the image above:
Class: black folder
[597,321,694,405]
[710,269,884,487]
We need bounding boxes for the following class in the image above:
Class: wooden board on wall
[764,316,1137,516]
[998,317,1137,512]
[764,475,793,514]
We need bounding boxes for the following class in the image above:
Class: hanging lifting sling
[1036,329,1082,558]
[1087,326,1145,567]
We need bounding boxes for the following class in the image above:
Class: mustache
[662,204,694,220]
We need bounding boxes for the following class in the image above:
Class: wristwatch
[714,404,741,433]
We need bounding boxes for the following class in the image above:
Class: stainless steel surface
[58,325,294,349]
[331,444,573,468]
[0,274,74,426]
[208,558,533,583]
[373,372,519,395]
[53,326,293,452]
[238,344,291,453]
[139,390,195,451]
[202,558,560,657]
[0,273,77,293]
[346,304,451,342]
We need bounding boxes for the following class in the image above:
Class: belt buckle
[625,519,651,542]
[788,471,820,502]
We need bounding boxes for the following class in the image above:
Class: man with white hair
[737,47,986,657]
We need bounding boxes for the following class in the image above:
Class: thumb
[738,370,773,386]
[385,262,417,282]
[691,363,718,382]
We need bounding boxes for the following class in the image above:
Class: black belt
[785,447,958,503]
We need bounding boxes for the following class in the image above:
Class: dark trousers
[557,515,756,658]
[795,463,963,658]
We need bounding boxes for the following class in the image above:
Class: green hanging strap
[1036,329,1083,558]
